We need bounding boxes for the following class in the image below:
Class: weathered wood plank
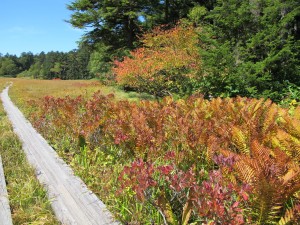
[1,86,120,225]
[0,156,13,225]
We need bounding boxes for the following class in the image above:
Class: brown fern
[225,140,300,224]
[280,115,300,140]
[273,129,300,163]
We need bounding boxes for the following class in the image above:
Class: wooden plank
[0,155,13,225]
[1,86,120,225]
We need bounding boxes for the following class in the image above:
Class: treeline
[68,0,300,102]
[1,0,300,102]
[0,49,92,79]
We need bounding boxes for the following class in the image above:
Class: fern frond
[293,106,300,120]
[231,126,249,155]
[251,141,267,158]
[275,130,300,162]
[232,140,300,223]
[250,141,276,172]
[206,136,219,163]
[287,136,300,162]
[282,168,299,185]
[281,116,300,139]
[278,208,294,225]
[262,103,278,136]
[249,98,266,119]
[235,160,256,185]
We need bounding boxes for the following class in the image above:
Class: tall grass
[0,91,59,224]
[5,78,153,110]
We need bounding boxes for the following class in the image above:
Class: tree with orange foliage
[113,24,201,97]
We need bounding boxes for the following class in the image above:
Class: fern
[231,126,250,155]
[274,130,300,163]
[278,204,300,225]
[281,116,300,139]
[226,140,300,224]
[235,161,257,185]
[261,103,278,138]
[293,106,300,120]
[278,208,294,225]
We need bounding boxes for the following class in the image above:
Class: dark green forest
[1,0,299,102]
[0,49,91,79]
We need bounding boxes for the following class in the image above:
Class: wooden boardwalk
[1,86,119,225]
[0,156,13,225]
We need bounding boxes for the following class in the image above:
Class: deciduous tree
[114,24,201,97]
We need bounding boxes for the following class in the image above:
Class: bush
[113,24,201,98]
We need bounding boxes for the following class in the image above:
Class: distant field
[0,77,13,89]
[0,78,152,110]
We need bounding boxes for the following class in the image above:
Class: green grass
[0,100,59,224]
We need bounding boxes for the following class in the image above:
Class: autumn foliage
[28,93,300,224]
[113,24,201,97]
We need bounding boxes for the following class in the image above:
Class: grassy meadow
[2,78,152,108]
[1,78,300,224]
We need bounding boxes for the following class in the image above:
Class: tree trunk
[125,16,135,48]
[165,0,169,23]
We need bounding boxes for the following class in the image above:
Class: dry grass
[0,77,14,89]
[0,78,152,109]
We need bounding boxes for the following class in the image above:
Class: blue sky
[0,0,85,56]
